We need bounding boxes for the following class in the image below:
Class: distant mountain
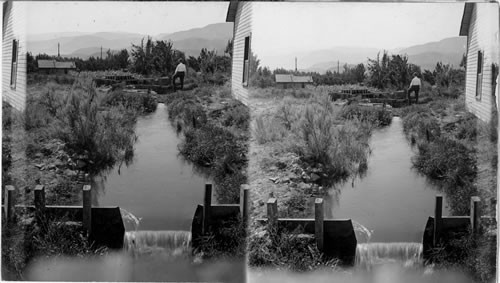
[398,37,466,70]
[270,36,466,73]
[27,22,233,59]
[157,23,233,42]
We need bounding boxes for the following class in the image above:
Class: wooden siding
[2,2,27,111]
[464,3,500,122]
[230,2,252,106]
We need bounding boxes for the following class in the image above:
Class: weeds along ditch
[253,93,391,192]
[2,75,158,279]
[164,86,249,204]
[248,92,393,270]
[400,97,497,283]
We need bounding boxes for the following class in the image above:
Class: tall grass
[166,86,249,204]
[248,226,339,271]
[339,104,392,126]
[2,216,107,280]
[102,89,158,113]
[23,78,139,173]
[253,93,371,185]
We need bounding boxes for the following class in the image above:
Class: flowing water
[355,242,423,269]
[92,103,209,254]
[323,117,449,268]
[325,117,449,243]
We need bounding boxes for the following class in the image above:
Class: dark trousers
[173,72,185,91]
[407,85,420,105]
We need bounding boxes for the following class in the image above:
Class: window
[10,39,18,89]
[476,50,483,100]
[242,36,250,85]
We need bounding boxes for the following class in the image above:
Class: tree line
[27,38,233,79]
[250,50,465,90]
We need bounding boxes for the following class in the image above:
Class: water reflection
[325,117,449,242]
[92,103,209,231]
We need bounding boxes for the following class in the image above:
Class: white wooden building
[459,3,500,122]
[226,1,252,105]
[2,1,27,111]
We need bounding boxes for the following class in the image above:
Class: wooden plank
[315,198,324,251]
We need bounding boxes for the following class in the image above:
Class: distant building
[275,74,313,89]
[226,0,253,105]
[2,1,27,111]
[459,3,500,122]
[37,59,77,74]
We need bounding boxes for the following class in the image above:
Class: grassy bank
[400,95,497,282]
[2,73,157,279]
[162,85,249,260]
[247,88,392,269]
[164,85,249,204]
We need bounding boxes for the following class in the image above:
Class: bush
[430,231,496,283]
[49,82,138,173]
[248,226,339,271]
[102,89,157,113]
[403,110,441,143]
[413,137,477,215]
[455,113,478,141]
[339,104,392,127]
[196,217,246,259]
[221,101,250,130]
[181,124,247,203]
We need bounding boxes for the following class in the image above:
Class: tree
[27,52,37,73]
[225,39,233,58]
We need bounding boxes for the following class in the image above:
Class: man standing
[173,59,186,91]
[407,73,421,105]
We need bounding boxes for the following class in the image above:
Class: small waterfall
[355,242,423,269]
[352,220,373,243]
[120,208,142,231]
[124,230,192,257]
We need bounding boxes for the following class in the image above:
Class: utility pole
[100,46,103,60]
[337,60,340,74]
[57,43,60,58]
[295,57,297,72]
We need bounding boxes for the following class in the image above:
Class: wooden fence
[3,184,125,249]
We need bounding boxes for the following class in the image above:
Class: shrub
[196,217,246,259]
[253,115,288,145]
[102,89,157,113]
[455,113,478,141]
[413,137,477,215]
[430,231,496,283]
[181,124,247,203]
[248,226,339,271]
[296,94,371,183]
[57,86,137,172]
[221,102,250,130]
[414,137,476,182]
[403,111,441,142]
[339,104,392,127]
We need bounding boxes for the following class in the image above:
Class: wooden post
[470,196,481,235]
[34,185,45,223]
[5,185,15,223]
[203,183,212,234]
[267,198,278,232]
[82,184,92,236]
[315,198,324,251]
[433,195,443,246]
[240,185,249,225]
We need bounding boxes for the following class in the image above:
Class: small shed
[275,74,313,89]
[37,59,77,74]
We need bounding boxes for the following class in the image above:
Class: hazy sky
[252,2,466,68]
[25,2,229,36]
